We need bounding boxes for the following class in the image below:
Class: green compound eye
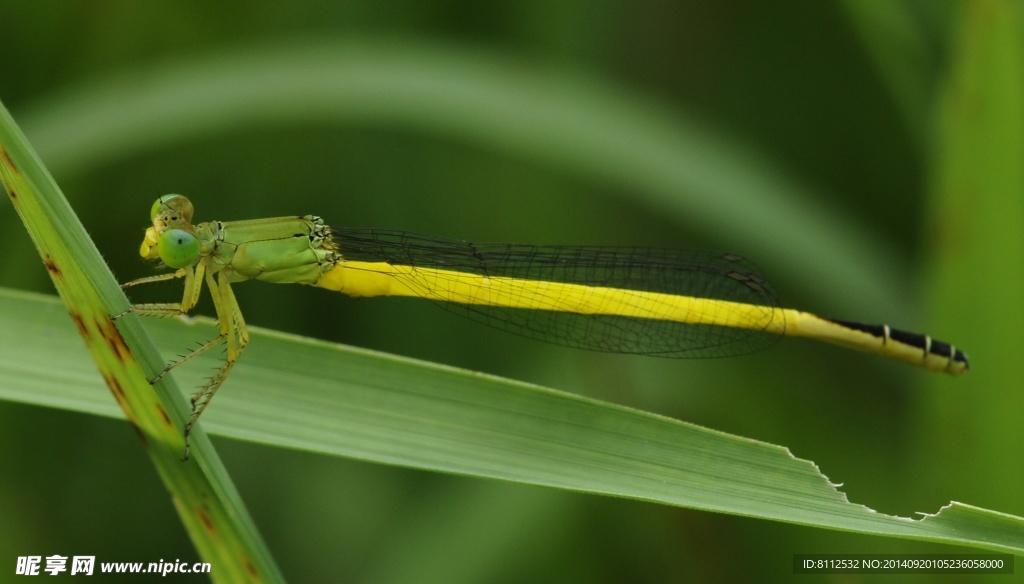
[151,194,194,223]
[158,228,199,268]
[149,197,165,221]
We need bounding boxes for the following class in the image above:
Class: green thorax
[202,216,339,285]
[143,194,339,286]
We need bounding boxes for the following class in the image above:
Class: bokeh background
[1,1,1021,582]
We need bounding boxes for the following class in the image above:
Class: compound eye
[150,194,194,223]
[157,228,199,268]
[150,197,165,221]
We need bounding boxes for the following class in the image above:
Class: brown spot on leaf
[0,146,16,174]
[105,373,127,407]
[196,504,216,534]
[98,316,133,364]
[69,311,91,340]
[156,404,172,426]
[43,255,62,278]
[244,556,261,579]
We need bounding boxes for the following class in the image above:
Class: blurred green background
[1,0,1021,582]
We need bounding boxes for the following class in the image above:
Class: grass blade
[0,101,283,583]
[2,288,1022,554]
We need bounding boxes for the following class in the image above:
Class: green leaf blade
[0,100,284,584]
[3,288,1021,554]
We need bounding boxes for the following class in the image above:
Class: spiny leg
[120,268,188,290]
[115,264,204,320]
[116,263,210,385]
[183,269,249,460]
[152,334,227,385]
[118,260,234,459]
[115,271,189,320]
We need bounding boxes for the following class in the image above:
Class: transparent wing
[332,228,782,358]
